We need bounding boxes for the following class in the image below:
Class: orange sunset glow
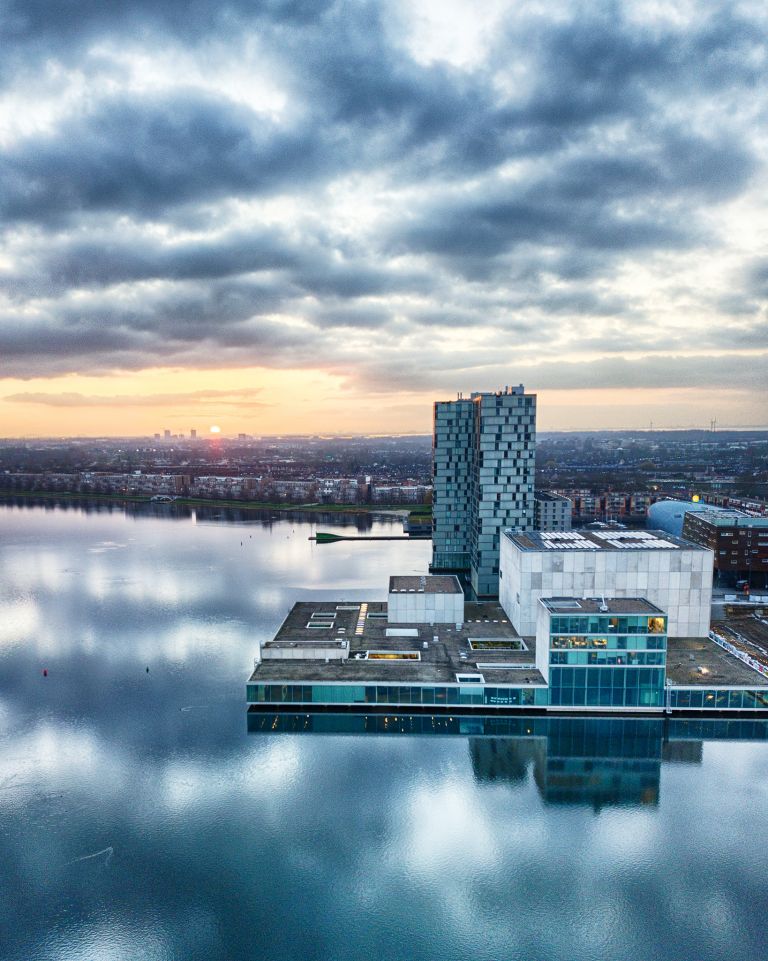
[1,366,765,437]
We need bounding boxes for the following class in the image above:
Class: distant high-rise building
[432,386,536,598]
[190,429,197,439]
[534,491,572,531]
[163,429,171,439]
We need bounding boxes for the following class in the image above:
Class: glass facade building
[247,598,768,716]
[246,676,768,714]
[246,682,550,708]
[431,398,474,573]
[541,606,668,709]
[668,688,768,710]
[431,386,536,597]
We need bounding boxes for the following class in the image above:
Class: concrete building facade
[387,575,464,625]
[499,529,713,638]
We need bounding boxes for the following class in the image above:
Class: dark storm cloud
[392,127,754,270]
[0,282,326,378]
[5,215,433,306]
[34,230,300,291]
[0,1,333,85]
[0,0,767,399]
[0,92,329,224]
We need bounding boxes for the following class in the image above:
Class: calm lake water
[1,501,767,961]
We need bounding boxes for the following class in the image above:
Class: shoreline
[0,488,427,518]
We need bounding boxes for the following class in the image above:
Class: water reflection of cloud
[586,809,660,864]
[404,779,499,872]
[2,506,768,961]
[0,596,40,645]
[42,913,217,961]
[160,739,303,812]
[0,723,125,811]
[86,541,128,554]
[3,550,72,593]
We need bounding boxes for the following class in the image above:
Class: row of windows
[550,651,666,666]
[550,688,664,707]
[550,667,665,691]
[549,615,667,634]
[246,683,551,707]
[551,635,667,651]
[670,689,768,710]
[247,681,768,711]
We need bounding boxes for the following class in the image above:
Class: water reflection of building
[469,718,670,809]
[248,713,721,809]
[248,712,768,815]
[469,738,537,784]
[661,740,704,764]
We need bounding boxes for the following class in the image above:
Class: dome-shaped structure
[647,499,727,537]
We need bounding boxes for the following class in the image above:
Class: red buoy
[43,669,48,677]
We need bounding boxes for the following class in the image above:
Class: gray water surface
[1,502,767,961]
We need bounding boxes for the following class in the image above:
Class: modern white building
[499,529,713,638]
[432,386,536,598]
[388,575,464,625]
[534,491,572,531]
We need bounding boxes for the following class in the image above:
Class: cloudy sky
[1,0,767,436]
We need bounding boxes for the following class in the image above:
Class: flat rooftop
[712,613,768,672]
[666,636,768,687]
[250,601,768,692]
[389,575,462,594]
[689,511,768,528]
[505,528,708,552]
[541,597,664,615]
[250,601,545,686]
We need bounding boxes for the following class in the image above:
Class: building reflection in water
[471,718,666,809]
[248,711,768,809]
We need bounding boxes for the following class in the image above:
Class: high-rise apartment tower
[431,386,536,598]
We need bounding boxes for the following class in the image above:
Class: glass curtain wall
[548,614,667,708]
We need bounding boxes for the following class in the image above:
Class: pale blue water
[1,502,767,961]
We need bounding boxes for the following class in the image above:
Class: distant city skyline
[2,2,767,437]
[1,368,767,438]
